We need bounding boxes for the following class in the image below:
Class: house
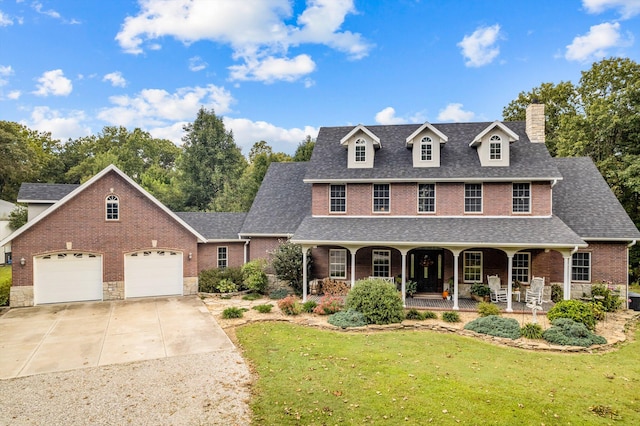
[2,104,639,309]
[0,199,16,264]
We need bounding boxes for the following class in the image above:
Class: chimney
[525,103,545,143]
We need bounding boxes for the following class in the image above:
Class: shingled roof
[176,212,247,241]
[17,183,79,202]
[305,121,562,182]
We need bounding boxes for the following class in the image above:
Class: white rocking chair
[525,276,545,305]
[487,275,508,302]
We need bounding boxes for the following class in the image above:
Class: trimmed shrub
[269,288,289,300]
[253,304,273,313]
[589,302,606,321]
[422,310,438,320]
[591,283,622,312]
[405,308,425,320]
[520,323,544,339]
[477,301,501,317]
[278,295,302,315]
[547,300,597,330]
[217,278,237,293]
[301,300,318,313]
[442,311,461,323]
[550,284,563,303]
[313,295,344,315]
[345,278,404,325]
[242,259,268,294]
[543,318,607,347]
[328,309,367,328]
[464,315,521,339]
[198,267,244,293]
[222,307,245,319]
[0,268,10,306]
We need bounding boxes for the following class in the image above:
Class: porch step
[412,293,445,300]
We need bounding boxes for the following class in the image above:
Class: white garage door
[34,253,103,305]
[124,250,183,298]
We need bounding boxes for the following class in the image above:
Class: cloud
[115,0,371,83]
[188,56,208,72]
[33,69,73,96]
[375,107,408,125]
[7,90,21,100]
[103,71,127,88]
[24,106,91,141]
[565,22,631,61]
[458,24,502,67]
[222,117,319,154]
[582,0,640,19]
[0,65,13,86]
[437,103,475,122]
[0,10,14,26]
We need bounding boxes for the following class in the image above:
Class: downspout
[243,239,250,265]
[550,179,558,216]
[626,240,636,309]
[628,240,637,248]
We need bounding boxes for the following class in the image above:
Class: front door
[412,250,443,293]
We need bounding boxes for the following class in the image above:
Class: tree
[270,240,313,295]
[178,108,246,211]
[293,135,315,161]
[8,205,27,230]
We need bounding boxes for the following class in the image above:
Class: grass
[630,283,640,293]
[0,265,11,306]
[237,322,640,425]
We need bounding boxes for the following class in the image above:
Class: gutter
[629,239,637,248]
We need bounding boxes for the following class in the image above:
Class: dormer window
[355,139,366,162]
[405,122,448,168]
[470,121,518,167]
[340,125,380,169]
[106,195,119,221]
[420,137,433,161]
[489,135,502,160]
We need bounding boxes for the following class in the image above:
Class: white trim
[291,238,588,249]
[464,183,483,214]
[340,124,381,147]
[310,214,554,219]
[303,176,562,184]
[372,183,390,214]
[470,121,519,146]
[372,249,391,277]
[571,251,591,282]
[238,233,293,239]
[512,182,532,214]
[511,252,531,284]
[206,238,249,243]
[463,251,483,283]
[217,246,228,269]
[405,122,448,146]
[417,183,436,214]
[329,248,348,279]
[329,183,347,214]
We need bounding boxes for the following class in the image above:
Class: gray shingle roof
[175,212,247,240]
[17,183,80,202]
[240,162,311,236]
[553,157,640,240]
[292,216,585,247]
[306,121,562,181]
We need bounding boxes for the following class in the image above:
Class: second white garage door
[34,253,103,305]
[124,250,183,298]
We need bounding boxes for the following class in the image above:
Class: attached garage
[124,250,183,298]
[34,253,103,305]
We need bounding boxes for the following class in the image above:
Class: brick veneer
[197,242,246,271]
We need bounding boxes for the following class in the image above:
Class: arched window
[420,136,433,161]
[489,135,502,160]
[106,195,119,220]
[355,138,366,162]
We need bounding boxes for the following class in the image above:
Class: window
[372,250,390,277]
[329,249,347,279]
[572,252,590,281]
[512,252,530,283]
[489,135,502,160]
[420,136,433,161]
[330,184,346,213]
[463,251,482,282]
[373,184,390,212]
[355,138,366,162]
[464,184,482,213]
[106,195,119,220]
[217,247,228,269]
[418,183,435,213]
[513,183,531,213]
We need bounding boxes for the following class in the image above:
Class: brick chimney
[525,103,545,143]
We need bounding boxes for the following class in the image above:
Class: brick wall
[197,242,246,271]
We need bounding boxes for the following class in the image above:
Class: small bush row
[199,260,269,294]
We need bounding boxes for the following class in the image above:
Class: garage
[34,252,103,305]
[124,250,183,298]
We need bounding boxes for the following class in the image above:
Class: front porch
[405,296,554,313]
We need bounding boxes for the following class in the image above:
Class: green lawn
[237,322,640,425]
[0,265,11,306]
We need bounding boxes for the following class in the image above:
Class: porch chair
[487,275,508,303]
[525,276,545,305]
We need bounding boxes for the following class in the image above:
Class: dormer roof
[469,121,519,147]
[340,124,381,148]
[405,122,448,147]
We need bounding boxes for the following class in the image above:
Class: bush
[269,288,289,299]
[520,323,544,339]
[547,300,597,330]
[270,240,312,295]
[313,295,344,315]
[543,318,607,347]
[405,308,425,320]
[590,283,622,312]
[422,310,438,320]
[442,311,461,323]
[222,307,245,319]
[198,267,244,293]
[242,259,268,294]
[345,278,404,325]
[470,283,490,297]
[278,295,302,315]
[301,300,318,313]
[464,315,521,339]
[217,278,237,293]
[551,284,563,303]
[477,302,501,317]
[253,304,273,313]
[589,302,606,321]
[242,292,262,301]
[328,309,367,328]
[0,267,11,306]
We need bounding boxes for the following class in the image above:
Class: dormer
[469,121,519,167]
[405,122,448,168]
[340,124,380,168]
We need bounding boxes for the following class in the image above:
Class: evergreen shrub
[328,309,367,328]
[547,300,597,330]
[345,278,404,325]
[464,315,521,339]
[520,323,544,339]
[542,318,607,347]
[442,311,461,323]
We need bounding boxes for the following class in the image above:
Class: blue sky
[1,0,639,155]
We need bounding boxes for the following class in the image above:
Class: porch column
[399,248,409,307]
[301,245,311,302]
[506,254,514,312]
[563,254,572,300]
[350,250,356,288]
[451,249,462,311]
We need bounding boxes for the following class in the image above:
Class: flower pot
[442,291,449,300]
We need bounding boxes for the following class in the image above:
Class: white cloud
[222,117,319,154]
[115,0,371,83]
[0,10,14,26]
[33,69,73,96]
[32,2,61,19]
[437,103,475,122]
[188,56,207,72]
[0,65,13,86]
[7,90,21,100]
[375,107,408,125]
[24,106,91,141]
[458,24,502,67]
[583,0,640,19]
[103,71,127,88]
[565,22,631,62]
[98,84,235,128]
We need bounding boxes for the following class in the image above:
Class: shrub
[470,282,490,297]
[590,283,622,312]
[520,323,544,339]
[217,278,237,293]
[242,292,262,301]
[328,309,367,328]
[270,240,312,295]
[345,278,404,325]
[242,259,268,294]
[442,311,461,323]
[464,315,521,339]
[222,307,245,319]
[589,302,606,321]
[198,267,244,293]
[253,304,273,313]
[301,300,318,313]
[551,284,563,303]
[543,318,607,347]
[269,288,289,300]
[422,310,438,320]
[0,267,10,306]
[477,301,501,317]
[278,295,302,315]
[405,308,425,320]
[547,300,597,330]
[313,295,344,315]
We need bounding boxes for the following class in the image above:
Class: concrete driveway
[0,296,234,379]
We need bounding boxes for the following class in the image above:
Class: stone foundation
[103,281,124,300]
[10,286,34,307]
[183,276,198,295]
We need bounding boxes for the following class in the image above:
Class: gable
[405,122,448,168]
[469,121,519,167]
[340,125,380,169]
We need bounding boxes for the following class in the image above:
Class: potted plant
[470,282,490,302]
[405,280,418,298]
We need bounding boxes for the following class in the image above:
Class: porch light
[20,257,26,266]
[188,252,192,260]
